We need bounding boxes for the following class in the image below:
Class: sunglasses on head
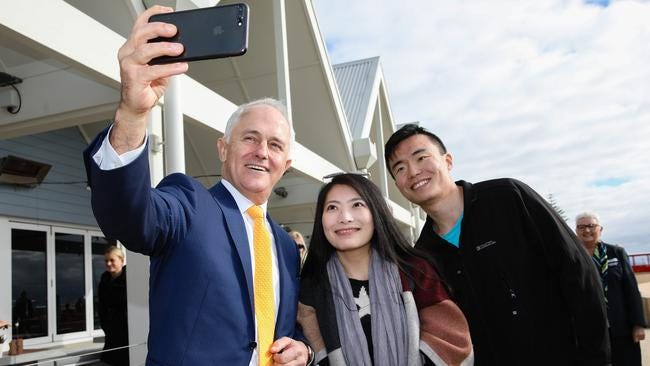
[323,171,370,183]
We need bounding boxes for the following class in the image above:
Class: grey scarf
[326,249,409,366]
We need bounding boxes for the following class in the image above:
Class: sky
[313,0,650,254]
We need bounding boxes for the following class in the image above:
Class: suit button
[249,341,257,351]
[456,269,462,275]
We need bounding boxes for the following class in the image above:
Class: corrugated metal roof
[332,57,380,139]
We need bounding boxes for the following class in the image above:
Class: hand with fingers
[270,337,312,366]
[111,5,189,154]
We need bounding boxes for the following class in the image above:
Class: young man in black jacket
[384,124,610,365]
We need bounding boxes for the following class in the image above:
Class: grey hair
[223,98,295,153]
[575,211,600,224]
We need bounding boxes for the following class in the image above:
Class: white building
[0,1,423,364]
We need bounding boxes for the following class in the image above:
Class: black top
[600,242,646,337]
[349,278,373,363]
[98,267,129,365]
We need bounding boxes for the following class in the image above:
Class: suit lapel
[209,183,254,309]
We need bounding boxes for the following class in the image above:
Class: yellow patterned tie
[247,205,275,366]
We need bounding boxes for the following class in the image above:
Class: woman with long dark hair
[298,173,473,366]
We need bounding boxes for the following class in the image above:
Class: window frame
[8,220,108,346]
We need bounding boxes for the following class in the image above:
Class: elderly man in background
[576,212,646,366]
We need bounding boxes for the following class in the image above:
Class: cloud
[314,0,650,253]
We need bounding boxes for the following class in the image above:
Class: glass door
[11,223,51,345]
[52,228,89,341]
[90,233,112,335]
[9,222,113,345]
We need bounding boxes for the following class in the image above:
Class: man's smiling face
[218,105,292,204]
[388,134,454,207]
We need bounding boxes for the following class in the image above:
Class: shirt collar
[221,179,268,216]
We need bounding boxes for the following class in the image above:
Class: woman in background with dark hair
[298,173,473,366]
[98,246,129,366]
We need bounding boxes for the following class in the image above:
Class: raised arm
[110,5,188,154]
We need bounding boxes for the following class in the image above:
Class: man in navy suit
[83,5,311,366]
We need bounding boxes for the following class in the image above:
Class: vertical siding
[0,128,97,227]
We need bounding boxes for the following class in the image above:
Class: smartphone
[148,3,249,65]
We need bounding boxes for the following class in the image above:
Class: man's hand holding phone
[111,5,188,155]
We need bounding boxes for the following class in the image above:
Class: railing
[630,253,650,273]
[0,342,146,366]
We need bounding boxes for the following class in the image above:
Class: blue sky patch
[585,0,610,7]
[325,39,339,54]
[590,177,630,187]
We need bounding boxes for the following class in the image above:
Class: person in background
[298,173,473,365]
[98,245,129,366]
[289,229,309,269]
[576,212,645,366]
[384,124,610,365]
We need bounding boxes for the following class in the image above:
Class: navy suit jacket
[83,128,301,365]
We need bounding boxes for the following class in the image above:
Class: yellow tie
[247,205,275,366]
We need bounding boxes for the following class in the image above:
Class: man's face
[217,105,292,204]
[576,217,603,247]
[388,134,454,207]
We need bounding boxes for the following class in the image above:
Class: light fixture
[273,186,288,198]
[0,72,22,87]
[0,72,23,114]
[0,155,51,187]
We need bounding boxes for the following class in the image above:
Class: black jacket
[600,243,646,338]
[98,267,129,365]
[415,179,610,366]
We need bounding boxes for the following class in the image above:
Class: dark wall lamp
[0,72,23,114]
[274,186,288,198]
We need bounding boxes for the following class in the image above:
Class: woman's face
[104,252,124,274]
[322,184,374,254]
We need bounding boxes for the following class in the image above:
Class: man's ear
[445,152,454,171]
[283,158,292,174]
[217,138,227,162]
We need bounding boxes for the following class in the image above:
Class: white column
[375,98,388,196]
[273,0,292,122]
[149,105,165,185]
[163,76,186,174]
[125,249,149,366]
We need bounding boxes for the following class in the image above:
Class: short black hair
[384,124,447,179]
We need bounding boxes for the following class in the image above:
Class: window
[55,233,86,335]
[12,228,48,339]
[91,236,112,330]
[9,223,120,344]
